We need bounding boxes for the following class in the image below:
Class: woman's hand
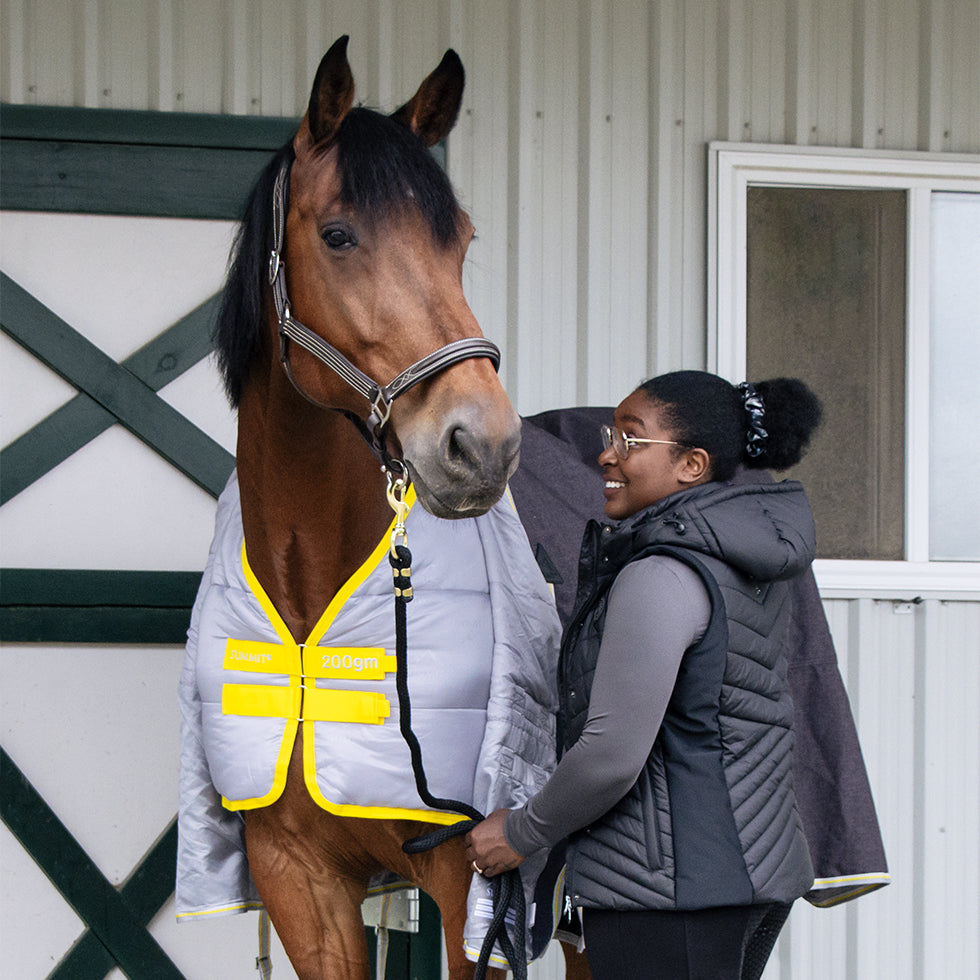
[464,809,525,877]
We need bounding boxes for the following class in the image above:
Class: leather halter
[268,159,501,469]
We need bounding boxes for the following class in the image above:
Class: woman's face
[600,390,706,520]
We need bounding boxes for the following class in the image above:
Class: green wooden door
[1,104,440,980]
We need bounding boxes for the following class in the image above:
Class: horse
[176,36,592,980]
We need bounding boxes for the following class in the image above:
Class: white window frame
[708,142,980,599]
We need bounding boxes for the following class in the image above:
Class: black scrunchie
[737,382,768,458]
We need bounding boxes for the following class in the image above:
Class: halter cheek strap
[268,160,501,467]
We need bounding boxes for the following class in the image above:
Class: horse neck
[235,377,393,643]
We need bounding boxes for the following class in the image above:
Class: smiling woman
[466,370,825,980]
[597,372,822,522]
[598,392,711,521]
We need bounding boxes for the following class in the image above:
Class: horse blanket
[177,469,561,962]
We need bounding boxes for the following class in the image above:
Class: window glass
[929,191,980,560]
[745,187,907,560]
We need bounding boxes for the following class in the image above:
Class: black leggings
[582,903,791,980]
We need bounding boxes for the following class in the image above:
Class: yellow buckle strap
[304,688,391,724]
[223,683,301,719]
[223,639,300,673]
[222,684,390,725]
[223,639,395,681]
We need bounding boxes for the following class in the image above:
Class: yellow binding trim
[807,872,891,907]
[241,544,296,647]
[227,488,459,820]
[221,546,302,812]
[303,485,417,648]
[811,872,891,888]
[300,715,468,825]
[176,901,264,920]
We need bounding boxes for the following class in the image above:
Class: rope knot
[389,543,413,601]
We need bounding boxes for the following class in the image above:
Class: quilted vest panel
[560,526,813,910]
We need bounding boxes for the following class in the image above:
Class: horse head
[265,36,520,518]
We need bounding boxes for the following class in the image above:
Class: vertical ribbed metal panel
[761,596,980,980]
[4,0,977,411]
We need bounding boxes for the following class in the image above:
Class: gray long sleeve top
[504,554,711,857]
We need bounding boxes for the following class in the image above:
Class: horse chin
[407,461,510,520]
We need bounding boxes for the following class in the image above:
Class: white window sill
[813,560,980,601]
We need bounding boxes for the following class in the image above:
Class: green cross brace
[1,272,235,500]
[1,289,227,505]
[1,747,185,979]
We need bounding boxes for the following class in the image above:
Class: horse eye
[321,225,357,251]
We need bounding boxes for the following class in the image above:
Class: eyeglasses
[600,424,685,461]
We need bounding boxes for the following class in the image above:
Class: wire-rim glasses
[600,424,686,461]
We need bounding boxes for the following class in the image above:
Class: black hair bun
[746,378,823,470]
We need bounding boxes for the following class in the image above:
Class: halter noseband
[268,159,501,469]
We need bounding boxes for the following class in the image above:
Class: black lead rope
[388,541,527,980]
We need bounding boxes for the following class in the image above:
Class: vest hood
[609,479,816,584]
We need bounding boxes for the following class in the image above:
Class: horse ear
[296,35,355,152]
[391,49,465,147]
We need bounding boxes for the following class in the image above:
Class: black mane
[213,107,462,407]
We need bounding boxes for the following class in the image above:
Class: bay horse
[180,35,591,980]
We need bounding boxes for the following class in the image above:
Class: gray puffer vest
[560,480,816,911]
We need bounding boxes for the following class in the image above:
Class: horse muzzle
[402,401,521,519]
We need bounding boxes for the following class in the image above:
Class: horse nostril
[447,424,479,467]
[445,419,520,478]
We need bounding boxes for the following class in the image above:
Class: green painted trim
[1,104,296,218]
[0,606,193,644]
[0,103,298,149]
[0,748,185,979]
[1,569,200,643]
[49,820,179,980]
[0,139,275,219]
[1,274,234,497]
[1,569,202,606]
[1,293,227,505]
[0,104,445,217]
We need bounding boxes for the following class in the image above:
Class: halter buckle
[367,390,394,440]
[268,249,282,284]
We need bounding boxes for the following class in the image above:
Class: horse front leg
[244,805,372,980]
[242,736,379,980]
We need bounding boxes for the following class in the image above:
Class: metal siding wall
[5,0,977,411]
[786,596,980,980]
[3,3,980,978]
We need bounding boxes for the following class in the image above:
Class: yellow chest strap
[221,639,396,725]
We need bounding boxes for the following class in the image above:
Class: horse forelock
[336,107,462,247]
[213,108,462,409]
